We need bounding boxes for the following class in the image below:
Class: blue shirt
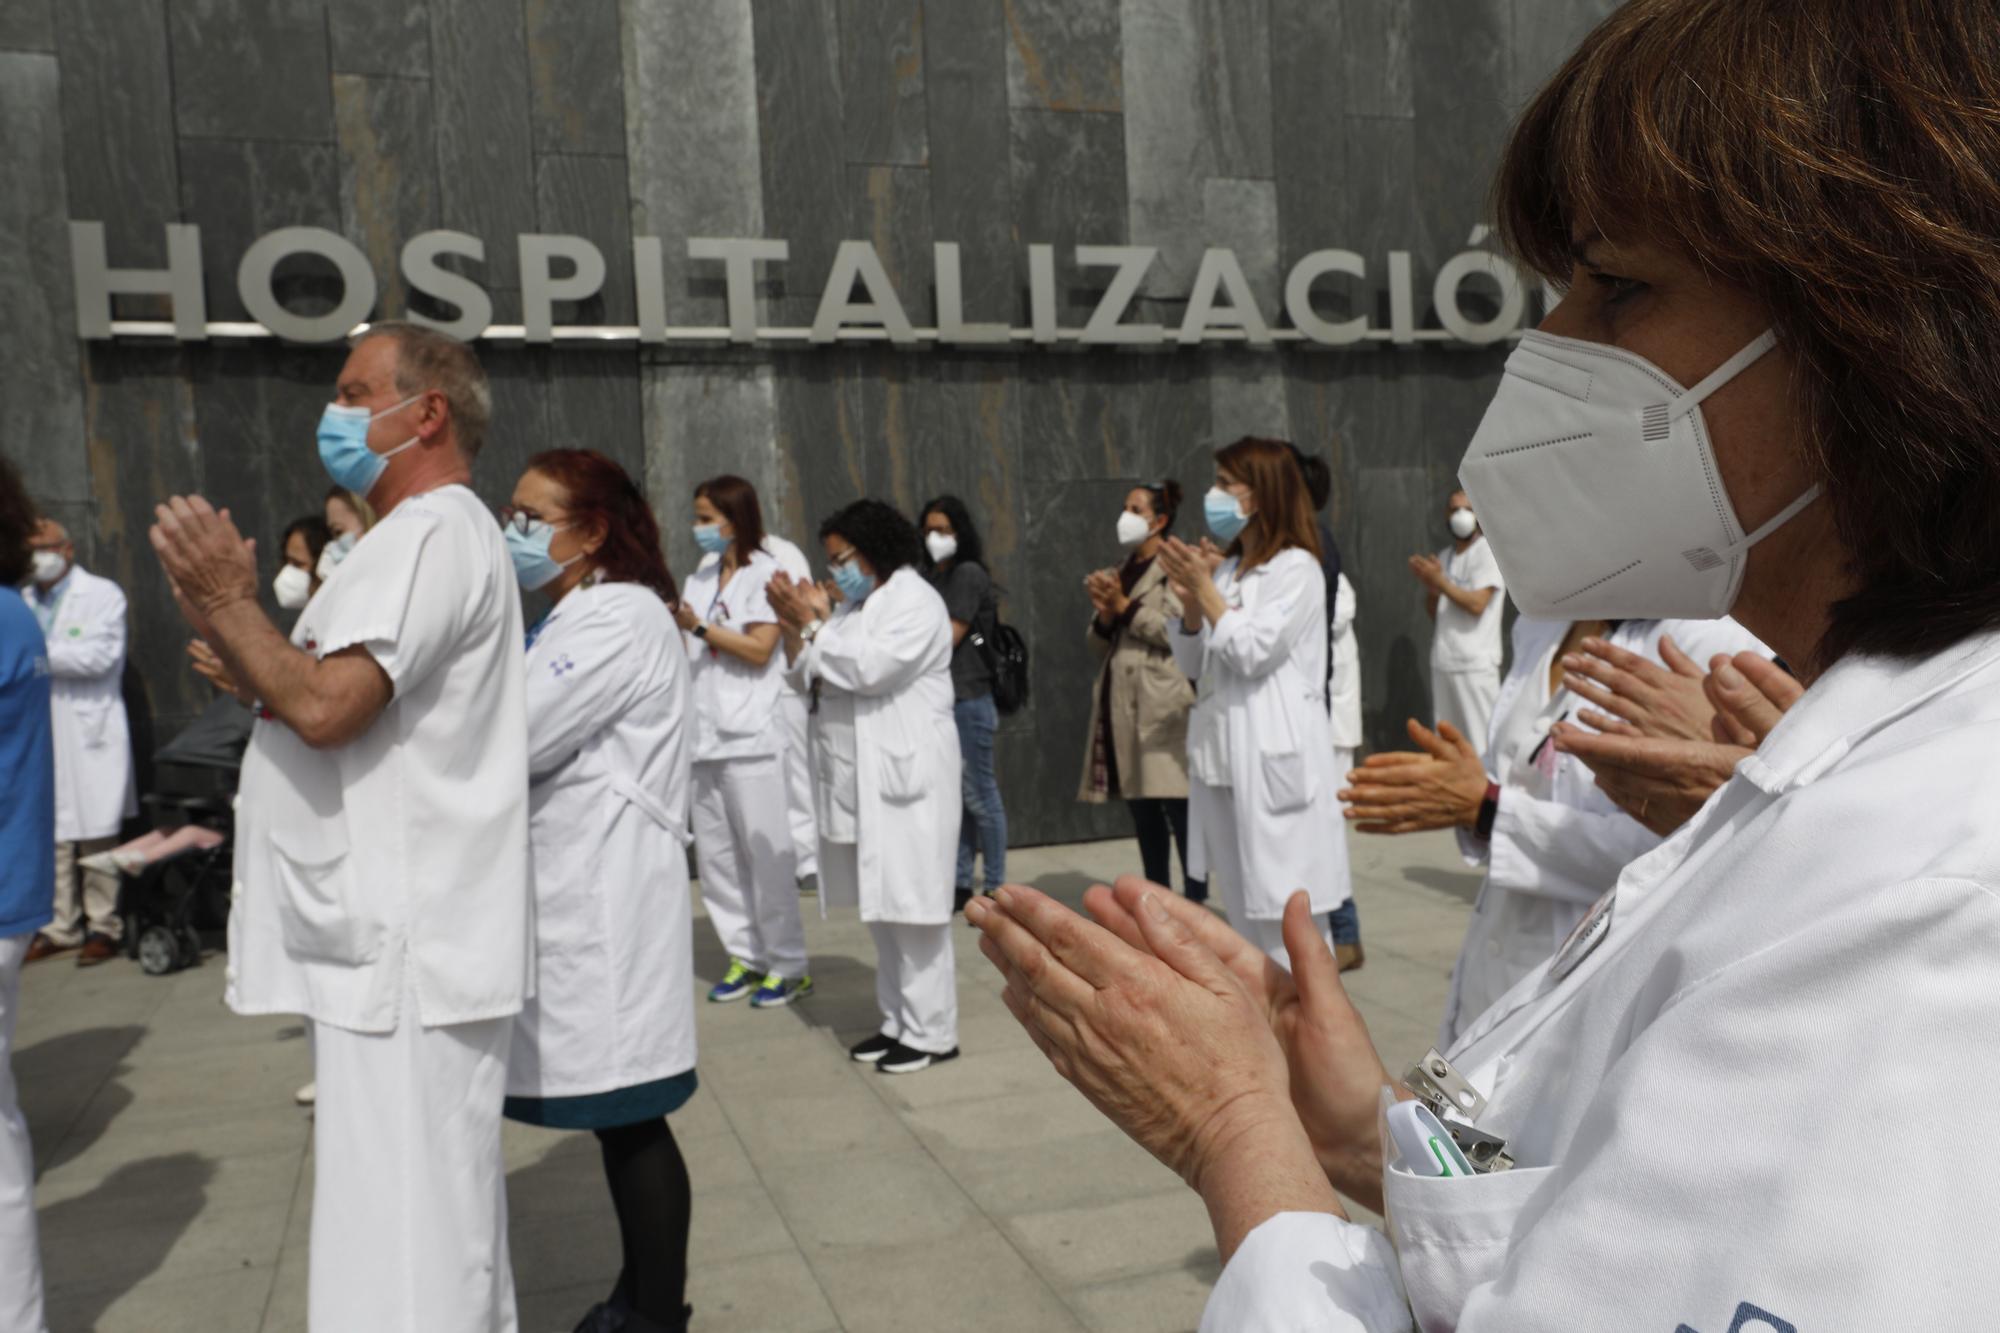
[0,586,55,937]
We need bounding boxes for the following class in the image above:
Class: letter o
[237,226,377,343]
[1432,249,1526,345]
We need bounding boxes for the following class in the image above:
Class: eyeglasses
[828,547,859,569]
[496,505,568,537]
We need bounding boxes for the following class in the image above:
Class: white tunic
[1170,548,1349,918]
[1440,615,1770,1044]
[1329,572,1363,751]
[508,581,696,1098]
[227,484,532,1034]
[24,567,136,842]
[786,567,959,925]
[681,549,786,761]
[1431,536,1506,673]
[1204,627,2000,1331]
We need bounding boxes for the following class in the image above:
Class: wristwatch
[801,618,825,643]
[1474,780,1501,840]
[692,623,710,641]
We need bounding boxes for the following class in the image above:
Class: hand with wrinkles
[1704,650,1803,747]
[1551,724,1749,836]
[1562,633,1717,742]
[1339,718,1488,835]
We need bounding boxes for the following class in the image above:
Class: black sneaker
[878,1042,960,1074]
[953,886,974,914]
[849,1033,898,1063]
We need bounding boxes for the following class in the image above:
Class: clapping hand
[1157,536,1218,606]
[1339,719,1489,834]
[187,638,250,704]
[1084,568,1126,620]
[1562,634,1718,743]
[767,570,832,629]
[1407,553,1444,590]
[1551,726,1749,836]
[1704,651,1803,747]
[149,496,258,635]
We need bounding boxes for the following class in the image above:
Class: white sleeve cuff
[1199,1213,1412,1333]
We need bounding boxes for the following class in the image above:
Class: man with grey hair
[150,321,530,1332]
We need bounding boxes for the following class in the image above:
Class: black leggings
[595,1117,692,1327]
[1126,797,1205,900]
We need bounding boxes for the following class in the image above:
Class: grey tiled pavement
[16,831,1477,1332]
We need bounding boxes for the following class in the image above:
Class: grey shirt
[929,561,995,701]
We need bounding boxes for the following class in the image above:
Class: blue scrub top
[0,586,55,938]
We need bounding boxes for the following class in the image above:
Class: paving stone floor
[16,831,1477,1332]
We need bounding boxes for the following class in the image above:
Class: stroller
[113,695,250,975]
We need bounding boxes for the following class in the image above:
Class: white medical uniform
[0,934,44,1333]
[681,549,806,979]
[1171,548,1349,967]
[1430,535,1506,747]
[509,581,696,1100]
[765,535,819,880]
[25,566,136,946]
[227,483,530,1333]
[788,567,961,1053]
[1329,572,1363,777]
[1204,629,2000,1331]
[1440,615,1770,1045]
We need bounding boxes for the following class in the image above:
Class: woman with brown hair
[1156,437,1353,967]
[967,2,2000,1327]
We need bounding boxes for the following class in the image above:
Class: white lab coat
[227,484,532,1034]
[25,568,136,841]
[1439,615,1769,1044]
[508,581,696,1099]
[787,567,959,925]
[1329,572,1362,751]
[1204,627,2000,1331]
[1171,548,1349,918]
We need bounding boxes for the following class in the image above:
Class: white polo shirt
[1432,535,1507,671]
[681,548,786,762]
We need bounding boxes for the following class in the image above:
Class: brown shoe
[1336,942,1365,973]
[23,933,76,964]
[76,933,119,967]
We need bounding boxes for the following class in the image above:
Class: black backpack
[969,604,1030,716]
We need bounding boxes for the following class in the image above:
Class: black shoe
[953,886,974,914]
[1185,884,1209,905]
[878,1041,959,1074]
[849,1033,898,1063]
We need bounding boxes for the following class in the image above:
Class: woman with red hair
[499,448,695,1333]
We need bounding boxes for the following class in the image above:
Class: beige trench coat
[1077,558,1196,802]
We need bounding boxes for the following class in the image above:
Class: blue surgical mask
[832,561,876,604]
[692,523,729,555]
[1203,487,1250,543]
[504,519,578,591]
[317,395,423,496]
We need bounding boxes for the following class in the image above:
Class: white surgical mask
[1116,511,1153,549]
[1457,328,1819,619]
[273,563,314,610]
[30,551,67,586]
[925,532,958,564]
[1447,508,1478,540]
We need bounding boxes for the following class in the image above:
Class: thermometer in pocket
[1387,1100,1478,1178]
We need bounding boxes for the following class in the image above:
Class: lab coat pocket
[1384,1160,1561,1328]
[1258,749,1312,815]
[269,827,384,967]
[74,695,116,748]
[879,747,924,805]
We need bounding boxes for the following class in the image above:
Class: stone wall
[0,0,1622,846]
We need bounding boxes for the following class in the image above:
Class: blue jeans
[954,695,1007,891]
[1327,897,1361,947]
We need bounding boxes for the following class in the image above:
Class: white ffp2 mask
[1457,328,1819,619]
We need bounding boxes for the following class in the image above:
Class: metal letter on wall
[70,221,208,340]
[400,231,494,341]
[809,240,915,345]
[520,234,609,343]
[933,242,1009,345]
[1077,246,1164,345]
[236,227,377,343]
[1178,248,1271,345]
[686,238,790,344]
[1432,244,1527,345]
[1284,250,1369,346]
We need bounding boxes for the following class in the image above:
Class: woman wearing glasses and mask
[769,500,964,1075]
[674,476,810,1008]
[501,449,697,1333]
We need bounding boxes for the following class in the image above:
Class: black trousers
[1126,797,1206,901]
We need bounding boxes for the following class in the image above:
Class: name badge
[1547,887,1615,982]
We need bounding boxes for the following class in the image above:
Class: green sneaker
[750,974,814,1008]
[708,959,762,1003]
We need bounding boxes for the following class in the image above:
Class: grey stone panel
[166,0,335,143]
[1201,177,1288,439]
[1009,109,1127,326]
[328,0,432,77]
[535,153,637,326]
[1342,115,1420,332]
[1207,356,1291,442]
[1004,0,1122,113]
[1411,0,1510,261]
[178,138,345,327]
[334,74,439,319]
[431,0,537,313]
[76,345,206,729]
[922,0,1015,323]
[546,349,645,477]
[53,0,180,266]
[642,357,781,575]
[1343,0,1415,118]
[1120,0,1272,297]
[1017,353,1208,485]
[847,165,934,326]
[0,53,89,509]
[0,0,53,51]
[621,0,763,330]
[477,346,556,511]
[1412,345,1507,475]
[1352,463,1437,749]
[1507,0,1621,112]
[1269,0,1349,269]
[751,0,846,326]
[839,0,927,166]
[768,350,866,549]
[527,0,628,156]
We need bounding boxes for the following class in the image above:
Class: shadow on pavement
[14,1026,144,1175]
[39,1152,216,1330]
[1399,864,1484,905]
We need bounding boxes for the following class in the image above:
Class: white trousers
[820,842,958,1053]
[692,756,807,978]
[1195,781,1334,973]
[1432,665,1500,756]
[44,837,120,946]
[0,934,45,1333]
[778,691,819,879]
[309,1011,515,1333]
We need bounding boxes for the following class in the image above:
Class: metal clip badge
[1402,1048,1515,1174]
